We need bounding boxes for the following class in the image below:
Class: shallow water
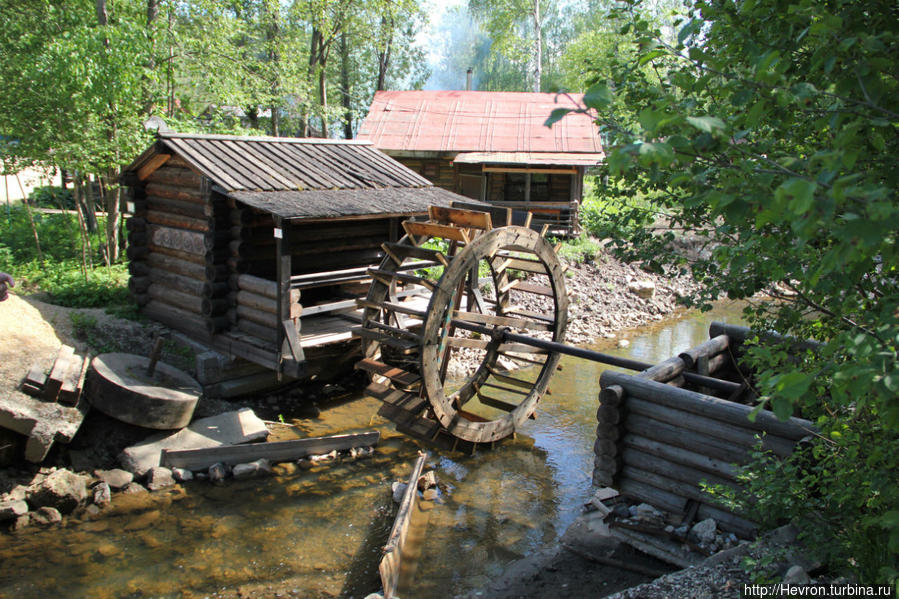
[0,302,745,599]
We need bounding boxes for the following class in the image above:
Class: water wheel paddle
[89,353,202,430]
[356,206,568,450]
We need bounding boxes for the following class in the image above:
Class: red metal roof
[358,91,602,155]
[452,151,604,166]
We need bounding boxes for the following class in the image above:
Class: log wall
[593,323,817,539]
[127,155,231,340]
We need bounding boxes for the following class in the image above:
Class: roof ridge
[157,131,372,145]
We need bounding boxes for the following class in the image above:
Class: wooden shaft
[146,336,164,377]
[678,334,729,370]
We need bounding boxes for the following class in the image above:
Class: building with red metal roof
[358,90,604,234]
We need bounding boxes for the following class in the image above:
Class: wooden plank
[356,299,427,319]
[402,221,470,243]
[356,359,422,388]
[504,308,556,325]
[24,362,47,390]
[365,382,428,414]
[475,389,519,412]
[502,279,555,297]
[494,257,548,275]
[43,345,75,401]
[161,431,380,470]
[428,205,492,230]
[452,309,551,332]
[380,451,427,599]
[138,153,172,181]
[381,242,448,266]
[58,355,89,406]
[300,299,358,317]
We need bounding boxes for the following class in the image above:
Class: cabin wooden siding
[391,155,581,234]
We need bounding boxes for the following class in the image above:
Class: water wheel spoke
[356,298,427,319]
[479,381,531,395]
[367,268,436,291]
[496,351,548,366]
[485,367,534,389]
[381,242,449,266]
[353,327,419,354]
[504,308,557,325]
[356,358,421,389]
[500,279,556,297]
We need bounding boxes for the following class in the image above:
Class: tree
[553,0,898,583]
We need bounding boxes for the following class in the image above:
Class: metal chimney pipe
[466,67,473,91]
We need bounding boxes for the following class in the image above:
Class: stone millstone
[89,353,202,430]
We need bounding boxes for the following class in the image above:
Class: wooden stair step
[352,327,420,354]
[382,242,448,266]
[356,359,421,388]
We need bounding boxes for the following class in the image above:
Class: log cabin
[358,90,605,236]
[121,131,466,381]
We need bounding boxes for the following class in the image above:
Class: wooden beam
[482,166,577,175]
[138,153,172,181]
[380,451,427,599]
[161,431,381,470]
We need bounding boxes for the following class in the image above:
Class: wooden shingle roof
[127,132,433,192]
[124,132,468,220]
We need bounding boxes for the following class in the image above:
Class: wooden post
[275,216,288,379]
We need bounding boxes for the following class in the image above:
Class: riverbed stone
[634,503,665,526]
[145,466,175,491]
[628,279,656,298]
[93,468,133,490]
[208,462,226,483]
[392,482,407,504]
[31,506,62,526]
[121,482,148,495]
[171,467,193,482]
[119,408,269,476]
[11,514,30,532]
[0,499,28,521]
[92,481,111,507]
[231,459,271,479]
[27,469,89,513]
[690,518,718,544]
[783,565,811,585]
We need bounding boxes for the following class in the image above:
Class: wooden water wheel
[355,206,568,452]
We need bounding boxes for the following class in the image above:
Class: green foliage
[28,186,76,211]
[559,0,899,584]
[554,234,601,264]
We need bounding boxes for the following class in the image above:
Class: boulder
[208,462,226,483]
[391,482,407,504]
[232,459,272,480]
[27,469,89,513]
[689,518,718,545]
[634,503,665,526]
[145,467,175,491]
[93,469,133,490]
[417,470,438,491]
[0,500,28,521]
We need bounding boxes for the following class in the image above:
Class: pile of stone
[582,487,744,568]
[0,465,168,532]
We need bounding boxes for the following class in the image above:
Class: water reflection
[0,301,744,599]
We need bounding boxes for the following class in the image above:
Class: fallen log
[161,431,380,470]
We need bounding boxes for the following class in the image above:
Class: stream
[0,301,745,599]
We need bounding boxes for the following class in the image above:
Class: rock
[392,482,407,504]
[634,503,665,526]
[145,467,175,491]
[11,514,30,532]
[364,594,384,599]
[232,459,271,480]
[4,484,27,502]
[611,503,630,519]
[92,482,112,507]
[422,488,439,501]
[783,565,811,585]
[27,469,90,513]
[208,462,226,483]
[297,458,313,470]
[272,462,298,476]
[689,518,718,544]
[627,279,656,298]
[418,470,438,491]
[617,339,630,348]
[0,499,28,521]
[171,467,193,482]
[121,482,147,495]
[84,504,101,517]
[94,469,133,490]
[31,506,62,526]
[119,408,269,476]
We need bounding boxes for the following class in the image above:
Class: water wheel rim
[420,226,568,443]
